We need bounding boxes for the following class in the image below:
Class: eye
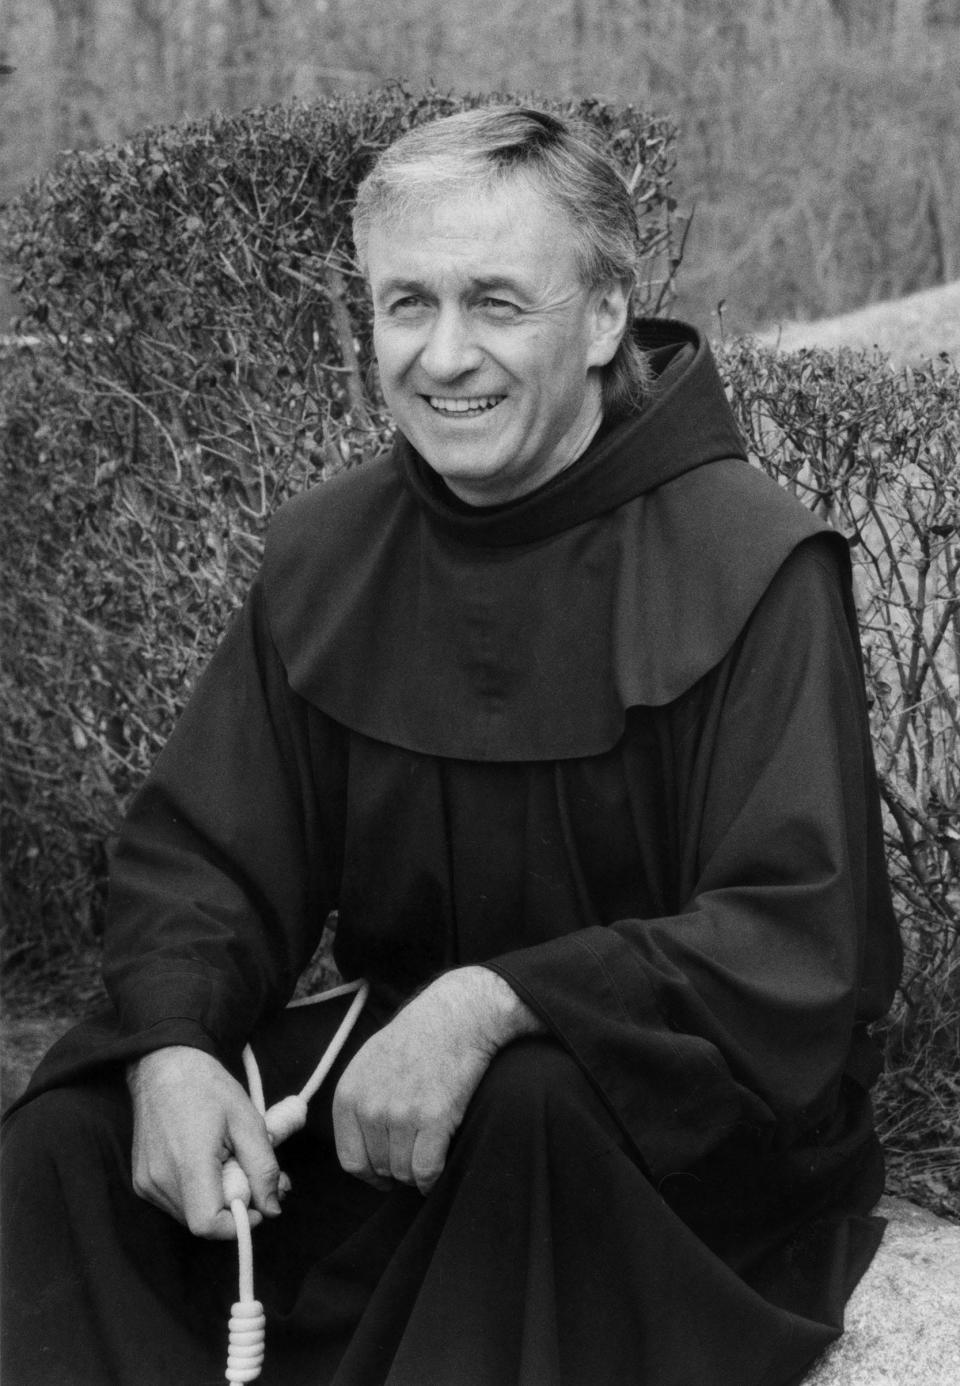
[385,295,429,319]
[478,296,522,320]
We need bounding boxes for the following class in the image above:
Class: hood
[262,320,837,760]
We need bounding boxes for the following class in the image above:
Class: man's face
[366,178,628,506]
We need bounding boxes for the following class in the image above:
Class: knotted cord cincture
[220,978,370,1383]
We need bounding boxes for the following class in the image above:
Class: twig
[324,265,371,428]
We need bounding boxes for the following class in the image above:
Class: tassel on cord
[221,979,370,1383]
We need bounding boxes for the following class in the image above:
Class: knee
[2,1080,132,1180]
[469,1038,606,1135]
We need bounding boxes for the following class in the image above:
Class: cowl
[263,320,837,760]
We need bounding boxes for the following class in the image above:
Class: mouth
[425,395,505,418]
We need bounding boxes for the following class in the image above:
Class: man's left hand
[332,967,542,1195]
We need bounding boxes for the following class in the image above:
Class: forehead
[365,178,580,292]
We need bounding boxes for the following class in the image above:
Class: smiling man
[366,178,627,504]
[2,107,901,1386]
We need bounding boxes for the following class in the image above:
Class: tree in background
[1,0,958,333]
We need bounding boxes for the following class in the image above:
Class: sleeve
[487,537,901,1179]
[101,575,344,1065]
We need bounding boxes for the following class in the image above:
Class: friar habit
[2,320,902,1386]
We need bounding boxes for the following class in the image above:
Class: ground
[756,279,960,367]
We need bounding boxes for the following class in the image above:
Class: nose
[419,305,483,382]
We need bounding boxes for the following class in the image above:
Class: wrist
[451,966,544,1051]
[126,1044,221,1095]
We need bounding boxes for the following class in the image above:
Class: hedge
[1,92,958,1209]
[717,342,960,1076]
[718,339,960,1217]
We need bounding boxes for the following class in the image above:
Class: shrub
[718,340,960,1015]
[718,339,960,1217]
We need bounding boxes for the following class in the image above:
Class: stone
[804,1196,960,1385]
[0,1015,73,1112]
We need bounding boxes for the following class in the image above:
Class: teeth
[428,396,502,414]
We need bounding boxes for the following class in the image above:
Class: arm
[104,577,341,1057]
[107,579,342,1232]
[486,538,900,1178]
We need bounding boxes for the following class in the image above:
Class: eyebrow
[470,275,528,297]
[375,277,426,300]
[375,273,530,301]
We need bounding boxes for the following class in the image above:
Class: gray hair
[352,105,653,413]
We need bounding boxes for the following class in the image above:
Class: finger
[410,1126,451,1196]
[132,1151,264,1238]
[333,1105,393,1191]
[230,1115,282,1218]
[385,1119,419,1187]
[196,1207,255,1241]
[357,1122,396,1191]
[180,1149,241,1237]
[333,1094,374,1184]
[360,1116,394,1184]
[361,1170,396,1192]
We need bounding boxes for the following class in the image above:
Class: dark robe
[2,319,902,1386]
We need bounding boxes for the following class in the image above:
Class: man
[2,106,901,1385]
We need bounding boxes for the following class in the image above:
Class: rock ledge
[804,1196,960,1385]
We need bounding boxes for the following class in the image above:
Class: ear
[586,279,632,369]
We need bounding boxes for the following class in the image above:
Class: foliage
[718,339,960,1219]
[2,1,959,334]
[719,340,960,999]
[0,86,679,973]
[4,85,678,480]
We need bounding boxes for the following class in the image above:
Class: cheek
[373,326,413,385]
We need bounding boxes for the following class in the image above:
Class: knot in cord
[264,1093,309,1145]
[219,979,369,1382]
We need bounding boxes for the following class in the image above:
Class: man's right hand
[126,1046,282,1240]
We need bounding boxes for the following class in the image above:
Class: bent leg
[0,995,395,1386]
[322,1037,836,1386]
[3,1019,843,1386]
[1,1077,232,1386]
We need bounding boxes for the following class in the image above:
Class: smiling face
[366,178,629,506]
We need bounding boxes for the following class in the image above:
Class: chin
[418,440,503,480]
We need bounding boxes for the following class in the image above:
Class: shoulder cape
[263,320,844,761]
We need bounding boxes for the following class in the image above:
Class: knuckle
[355,1094,388,1125]
[252,1150,280,1181]
[383,1106,412,1136]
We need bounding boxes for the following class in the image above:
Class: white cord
[220,979,370,1383]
